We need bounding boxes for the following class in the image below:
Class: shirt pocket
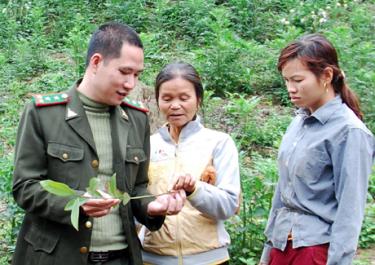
[47,142,84,162]
[47,142,84,188]
[295,149,330,181]
[125,147,147,191]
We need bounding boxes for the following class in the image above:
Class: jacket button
[80,246,88,254]
[62,153,68,160]
[85,221,92,229]
[91,160,99,168]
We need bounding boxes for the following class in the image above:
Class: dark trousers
[269,241,328,265]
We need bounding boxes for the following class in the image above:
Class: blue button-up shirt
[261,96,375,265]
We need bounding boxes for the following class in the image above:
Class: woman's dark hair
[155,62,204,107]
[85,22,143,68]
[278,33,363,120]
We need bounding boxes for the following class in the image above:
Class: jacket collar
[64,81,130,156]
[159,116,204,143]
[65,82,97,152]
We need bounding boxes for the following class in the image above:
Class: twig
[131,191,172,200]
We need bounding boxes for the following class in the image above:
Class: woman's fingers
[173,174,196,193]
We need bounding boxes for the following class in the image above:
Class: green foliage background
[0,0,374,264]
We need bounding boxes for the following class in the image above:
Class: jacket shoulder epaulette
[32,92,69,107]
[121,98,149,113]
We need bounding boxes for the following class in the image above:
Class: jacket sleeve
[12,103,76,225]
[131,114,164,230]
[188,134,241,220]
[327,128,375,265]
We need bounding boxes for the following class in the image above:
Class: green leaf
[122,192,131,206]
[40,180,76,197]
[65,197,88,231]
[86,177,101,197]
[107,174,117,197]
[107,174,123,199]
[64,198,77,211]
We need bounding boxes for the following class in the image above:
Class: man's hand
[147,190,186,216]
[81,198,120,217]
[173,174,196,194]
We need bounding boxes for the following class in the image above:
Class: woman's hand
[173,173,196,194]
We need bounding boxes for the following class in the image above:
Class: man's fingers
[165,191,186,215]
[166,195,177,215]
[147,195,169,216]
[81,198,120,217]
[84,198,120,207]
[178,189,187,201]
[174,191,185,212]
[83,208,111,217]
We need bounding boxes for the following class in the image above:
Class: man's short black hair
[85,22,143,68]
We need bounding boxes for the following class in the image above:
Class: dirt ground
[355,247,375,265]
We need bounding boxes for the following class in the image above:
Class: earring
[324,82,328,93]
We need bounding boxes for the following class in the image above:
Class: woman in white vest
[139,62,241,265]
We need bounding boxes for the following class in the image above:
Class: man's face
[91,43,144,106]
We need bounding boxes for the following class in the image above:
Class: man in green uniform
[12,22,185,265]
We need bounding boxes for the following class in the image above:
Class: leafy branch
[40,174,167,231]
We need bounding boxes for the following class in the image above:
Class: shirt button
[91,160,99,168]
[85,221,92,229]
[62,153,68,160]
[80,246,88,254]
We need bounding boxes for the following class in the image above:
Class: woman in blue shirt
[260,34,375,265]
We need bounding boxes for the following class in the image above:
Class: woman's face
[281,58,330,113]
[158,77,200,130]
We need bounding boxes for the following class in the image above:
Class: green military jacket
[12,83,164,265]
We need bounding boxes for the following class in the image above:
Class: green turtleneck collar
[78,92,110,113]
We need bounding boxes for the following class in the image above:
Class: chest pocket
[295,149,331,181]
[47,142,84,188]
[47,142,84,162]
[125,147,147,191]
[126,147,146,165]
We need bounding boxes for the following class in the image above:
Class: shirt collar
[159,116,203,143]
[296,95,343,125]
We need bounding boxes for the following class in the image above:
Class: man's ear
[89,53,103,72]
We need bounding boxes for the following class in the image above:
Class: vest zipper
[173,143,183,265]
